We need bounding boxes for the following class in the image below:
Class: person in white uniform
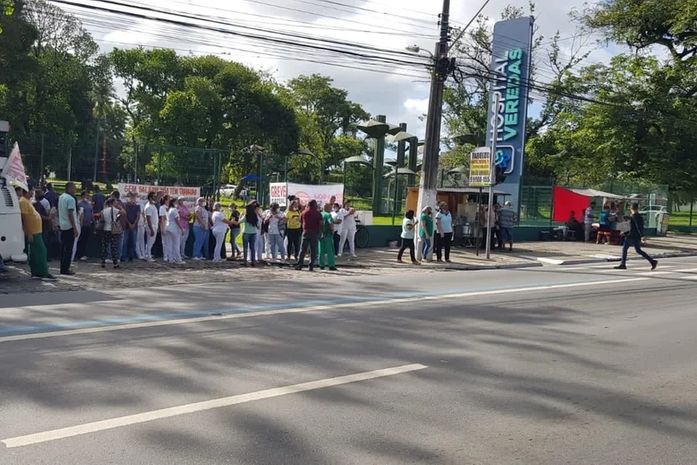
[165,198,184,263]
[338,200,357,257]
[210,203,231,262]
[143,191,160,262]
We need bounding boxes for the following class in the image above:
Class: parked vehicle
[219,184,237,198]
[0,157,27,262]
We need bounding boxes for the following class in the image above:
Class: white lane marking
[0,277,649,343]
[1,363,427,448]
[637,271,674,276]
[674,268,697,273]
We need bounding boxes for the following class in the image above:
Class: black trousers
[60,228,74,273]
[333,232,341,255]
[297,232,318,268]
[286,229,301,260]
[397,238,415,262]
[435,232,453,261]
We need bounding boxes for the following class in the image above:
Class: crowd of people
[14,182,363,279]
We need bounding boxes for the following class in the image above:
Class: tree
[284,74,368,182]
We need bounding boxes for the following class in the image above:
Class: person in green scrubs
[319,202,337,270]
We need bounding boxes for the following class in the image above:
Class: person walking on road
[434,202,453,262]
[615,203,658,270]
[58,182,79,275]
[296,199,322,271]
[397,210,418,264]
[419,206,434,262]
[319,202,337,270]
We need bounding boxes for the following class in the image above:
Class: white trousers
[145,230,158,260]
[212,228,227,261]
[165,228,181,262]
[136,225,146,259]
[257,233,265,260]
[339,227,356,256]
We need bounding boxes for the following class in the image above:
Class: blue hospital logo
[494,145,515,174]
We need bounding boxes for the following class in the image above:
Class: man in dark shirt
[76,191,94,261]
[92,185,106,213]
[615,203,657,270]
[121,192,141,262]
[295,199,322,271]
[43,183,58,208]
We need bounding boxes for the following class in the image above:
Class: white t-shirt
[266,211,283,235]
[195,206,210,229]
[584,206,594,225]
[101,207,118,232]
[211,211,228,233]
[166,207,180,231]
[342,208,356,230]
[401,218,415,239]
[39,197,50,213]
[144,203,159,232]
[331,210,345,235]
[159,204,167,219]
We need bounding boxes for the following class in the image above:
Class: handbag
[111,208,123,235]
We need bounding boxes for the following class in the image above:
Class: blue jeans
[421,237,431,258]
[243,233,257,262]
[268,233,284,260]
[193,225,209,259]
[121,227,137,261]
[230,228,241,254]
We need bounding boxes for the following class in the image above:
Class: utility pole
[415,0,451,260]
[485,92,500,260]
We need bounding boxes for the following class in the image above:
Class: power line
[49,0,431,69]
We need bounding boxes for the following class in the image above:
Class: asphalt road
[1,257,697,465]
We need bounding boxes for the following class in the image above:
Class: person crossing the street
[615,203,658,271]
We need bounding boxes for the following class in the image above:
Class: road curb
[335,261,542,271]
[536,250,697,266]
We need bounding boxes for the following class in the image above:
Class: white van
[0,157,27,262]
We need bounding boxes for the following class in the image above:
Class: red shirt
[300,207,322,234]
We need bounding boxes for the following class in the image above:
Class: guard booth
[406,187,511,246]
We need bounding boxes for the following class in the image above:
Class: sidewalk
[335,233,697,269]
[1,234,695,295]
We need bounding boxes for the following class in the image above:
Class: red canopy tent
[552,187,624,223]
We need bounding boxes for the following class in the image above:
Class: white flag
[4,142,28,191]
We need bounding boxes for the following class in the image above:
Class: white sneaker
[351,254,358,258]
[147,258,155,263]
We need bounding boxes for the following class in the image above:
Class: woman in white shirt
[143,192,159,262]
[165,198,185,264]
[210,202,231,262]
[159,195,170,261]
[338,200,357,257]
[136,198,147,260]
[100,198,121,269]
[264,202,286,262]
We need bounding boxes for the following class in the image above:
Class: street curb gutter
[535,250,697,266]
[335,261,543,271]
